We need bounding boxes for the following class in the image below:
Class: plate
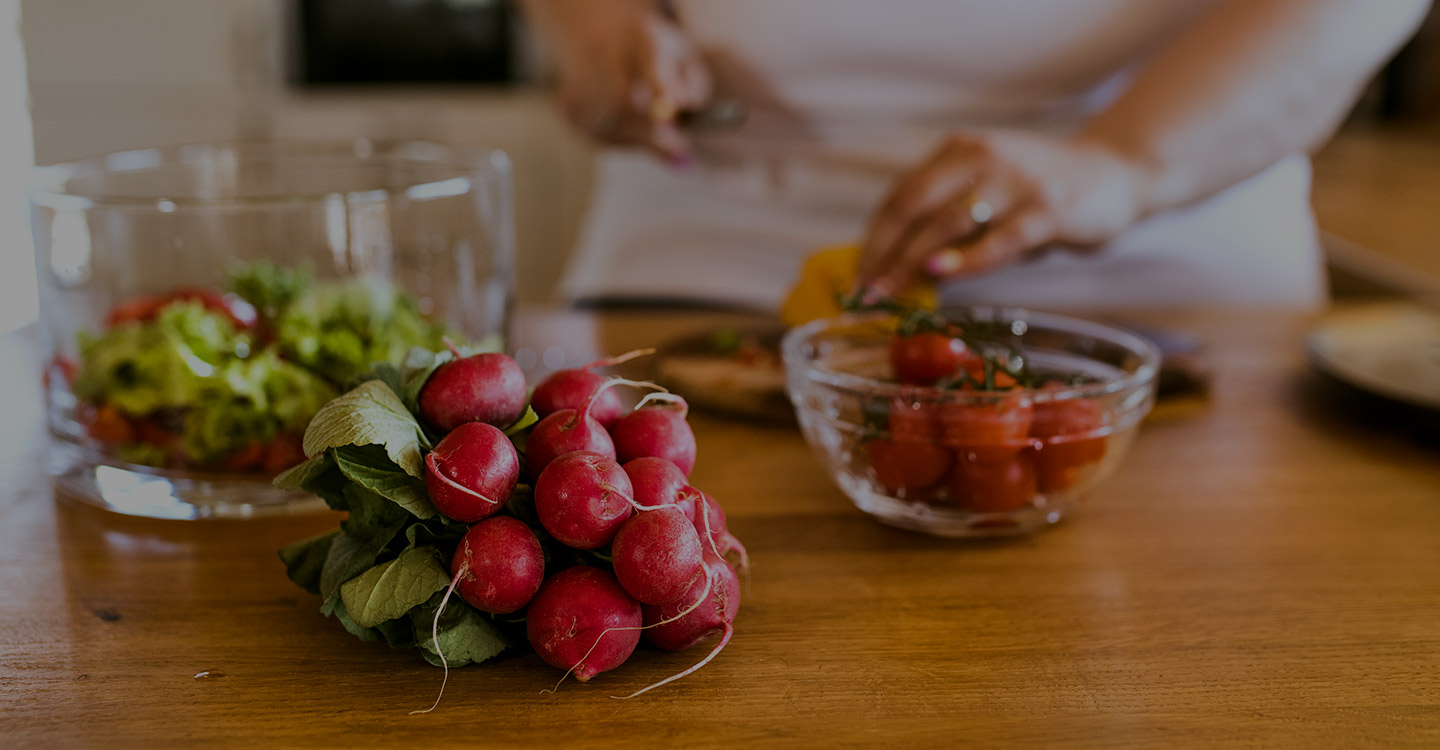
[1306,301,1440,411]
[649,324,793,423]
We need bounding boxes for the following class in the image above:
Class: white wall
[0,0,36,333]
[20,0,593,305]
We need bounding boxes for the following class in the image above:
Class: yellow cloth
[779,245,937,327]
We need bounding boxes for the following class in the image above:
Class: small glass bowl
[782,308,1160,538]
[31,140,514,519]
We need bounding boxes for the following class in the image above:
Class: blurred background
[1,0,1439,333]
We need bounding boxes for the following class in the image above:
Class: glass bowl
[31,140,513,519]
[781,308,1160,538]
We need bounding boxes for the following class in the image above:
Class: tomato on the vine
[889,331,972,385]
[938,393,1034,461]
[1030,385,1107,492]
[948,451,1037,513]
[866,437,953,495]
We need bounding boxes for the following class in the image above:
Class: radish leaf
[341,546,451,629]
[302,380,427,477]
[414,603,509,667]
[333,444,437,520]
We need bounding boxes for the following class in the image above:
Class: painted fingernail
[925,249,965,277]
[859,281,893,305]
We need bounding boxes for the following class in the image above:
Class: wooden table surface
[2,307,1438,749]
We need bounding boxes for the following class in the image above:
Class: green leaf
[403,517,469,552]
[362,361,404,399]
[273,453,330,490]
[340,546,451,629]
[319,533,383,606]
[503,405,539,437]
[331,598,381,642]
[302,380,427,478]
[333,444,438,520]
[338,485,412,550]
[413,603,510,668]
[278,529,338,595]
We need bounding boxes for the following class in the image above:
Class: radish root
[611,622,734,700]
[410,572,463,716]
[585,348,656,370]
[541,570,715,696]
[633,392,689,417]
[425,453,502,510]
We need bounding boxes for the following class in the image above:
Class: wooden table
[2,308,1438,748]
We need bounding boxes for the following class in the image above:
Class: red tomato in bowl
[866,437,953,495]
[864,400,952,495]
[948,451,1037,513]
[889,331,971,385]
[938,393,1035,461]
[1030,385,1108,493]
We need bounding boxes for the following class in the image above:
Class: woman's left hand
[856,129,1153,296]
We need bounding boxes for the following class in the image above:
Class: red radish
[525,408,615,480]
[642,551,739,651]
[530,349,656,428]
[623,457,697,521]
[532,369,622,427]
[527,566,642,682]
[611,394,697,475]
[450,516,544,614]
[534,451,634,549]
[418,346,527,432]
[612,551,739,699]
[424,422,519,523]
[611,508,704,605]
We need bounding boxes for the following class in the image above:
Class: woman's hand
[523,0,712,161]
[856,130,1153,296]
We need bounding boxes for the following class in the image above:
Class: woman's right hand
[523,0,712,161]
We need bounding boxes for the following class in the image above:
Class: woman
[522,0,1431,310]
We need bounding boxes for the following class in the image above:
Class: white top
[560,0,1326,311]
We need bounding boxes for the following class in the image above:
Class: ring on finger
[966,194,994,226]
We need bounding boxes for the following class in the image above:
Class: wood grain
[1313,123,1440,288]
[2,308,1439,749]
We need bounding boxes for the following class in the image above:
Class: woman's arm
[858,0,1433,295]
[519,0,711,161]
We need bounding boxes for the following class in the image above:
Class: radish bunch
[417,348,747,695]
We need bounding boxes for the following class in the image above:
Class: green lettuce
[72,301,248,416]
[276,276,452,385]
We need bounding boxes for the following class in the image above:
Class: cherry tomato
[220,441,267,473]
[86,404,137,444]
[42,355,78,391]
[105,295,168,327]
[948,451,1037,513]
[938,393,1034,461]
[889,331,972,385]
[105,288,258,329]
[866,437,953,495]
[1031,386,1107,493]
[263,433,309,474]
[131,416,179,448]
[885,398,943,443]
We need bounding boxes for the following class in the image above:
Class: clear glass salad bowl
[31,140,513,519]
[782,308,1160,538]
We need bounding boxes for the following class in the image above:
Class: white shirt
[560,0,1325,311]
